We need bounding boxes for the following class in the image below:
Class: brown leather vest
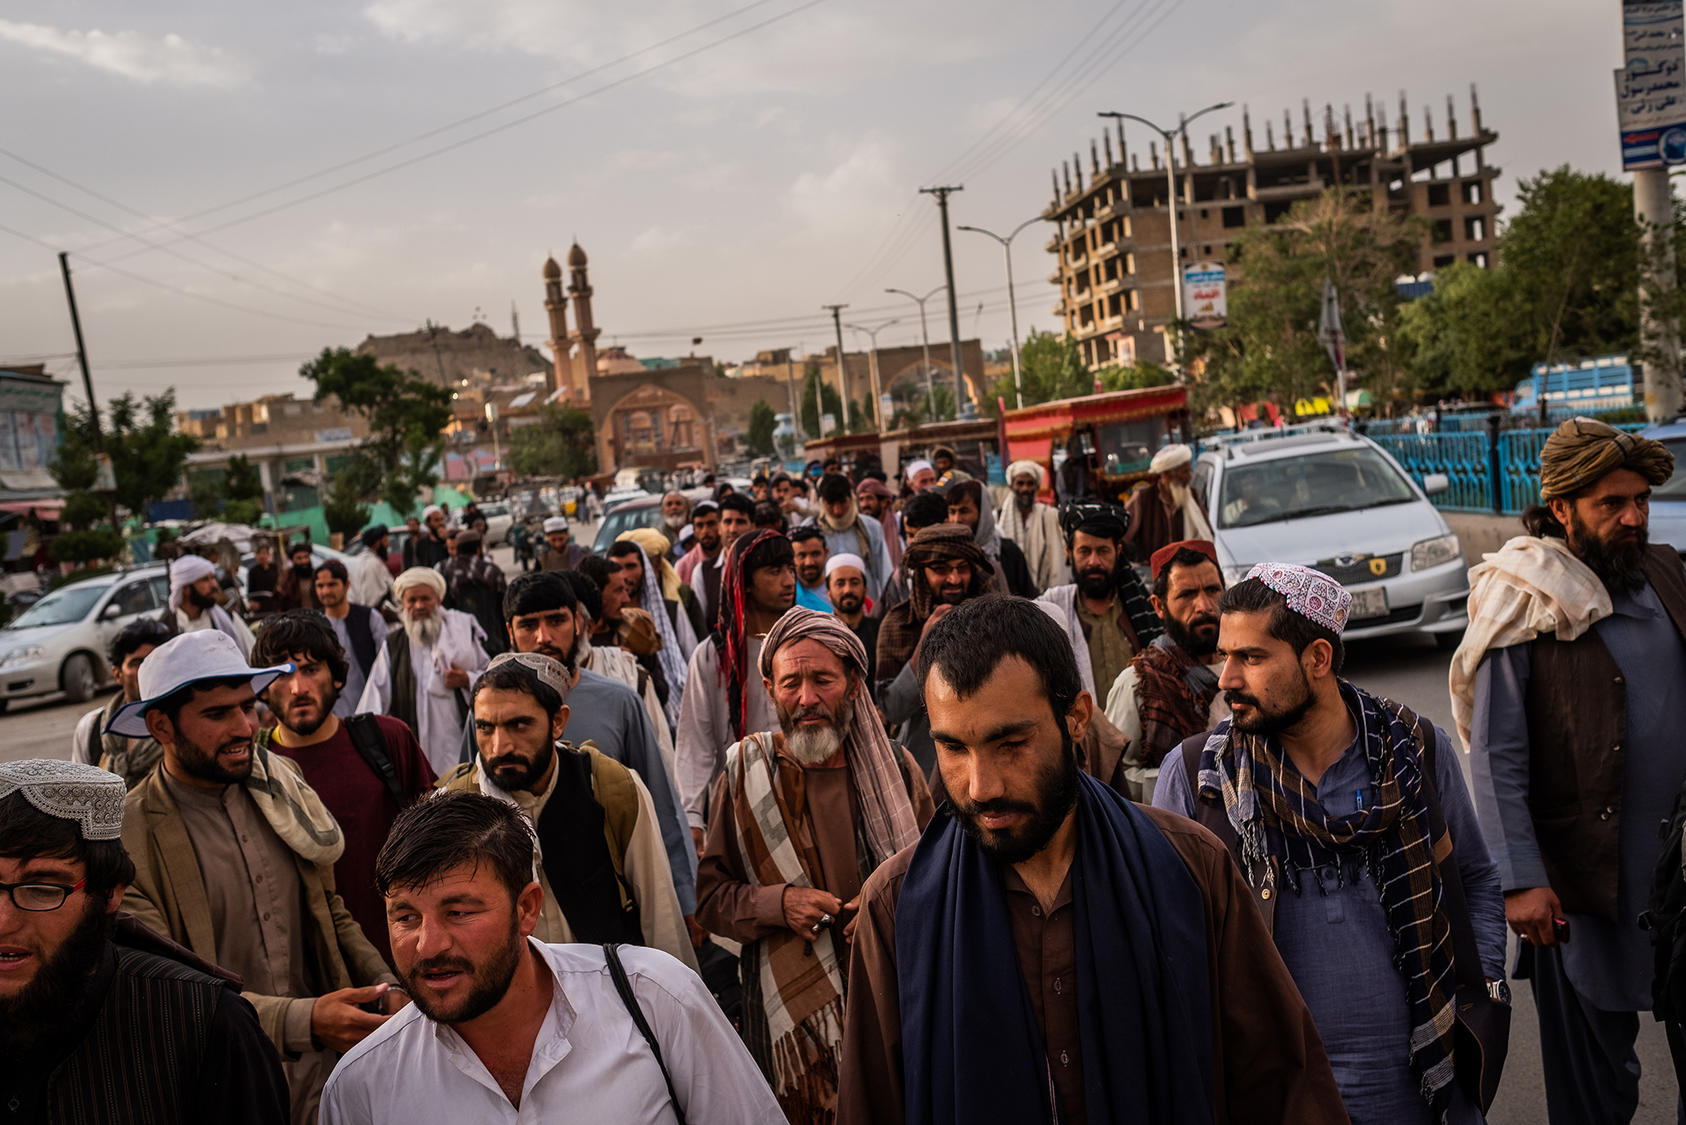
[1522,543,1686,921]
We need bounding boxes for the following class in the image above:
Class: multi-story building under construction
[1043,88,1500,369]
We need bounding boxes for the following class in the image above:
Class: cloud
[629,225,691,254]
[0,20,245,86]
[784,134,905,239]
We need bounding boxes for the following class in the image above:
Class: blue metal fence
[1369,424,1648,514]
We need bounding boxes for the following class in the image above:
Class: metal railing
[1370,423,1647,514]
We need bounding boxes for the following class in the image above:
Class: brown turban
[1538,416,1674,502]
[877,524,994,675]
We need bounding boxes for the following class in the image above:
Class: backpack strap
[345,714,405,805]
[603,943,687,1125]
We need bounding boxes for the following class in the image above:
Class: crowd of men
[8,419,1686,1124]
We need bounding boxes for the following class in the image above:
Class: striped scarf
[1131,635,1218,767]
[1196,681,1459,1113]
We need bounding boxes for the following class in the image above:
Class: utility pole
[920,185,966,416]
[784,348,803,451]
[58,252,121,531]
[821,304,849,437]
[957,218,1040,408]
[885,285,944,411]
[1097,104,1232,373]
[846,319,900,432]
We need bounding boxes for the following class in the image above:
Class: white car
[474,502,515,547]
[0,565,170,710]
[1191,423,1469,645]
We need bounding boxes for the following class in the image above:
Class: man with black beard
[254,611,436,964]
[838,595,1346,1125]
[1103,540,1229,802]
[319,792,780,1123]
[110,630,403,1125]
[1454,417,1686,1124]
[0,759,288,1124]
[825,552,879,690]
[436,652,695,969]
[1035,502,1163,706]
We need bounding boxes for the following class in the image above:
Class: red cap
[1149,539,1218,581]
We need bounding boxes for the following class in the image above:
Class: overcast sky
[0,0,1619,411]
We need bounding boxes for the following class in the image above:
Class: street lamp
[846,318,901,432]
[956,218,1040,408]
[884,285,945,407]
[1097,102,1232,369]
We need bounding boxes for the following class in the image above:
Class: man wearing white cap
[824,552,879,690]
[109,630,404,1125]
[1154,564,1507,1124]
[1124,443,1214,564]
[163,554,255,658]
[539,513,586,572]
[998,459,1069,591]
[903,458,937,493]
[356,567,490,777]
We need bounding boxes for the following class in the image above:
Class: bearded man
[162,554,255,658]
[947,478,1036,597]
[357,567,491,778]
[876,524,993,775]
[72,618,173,786]
[811,473,893,600]
[696,609,933,1123]
[824,553,877,690]
[1156,565,1507,1124]
[997,459,1068,591]
[1104,540,1229,802]
[661,490,693,558]
[838,596,1348,1125]
[678,499,726,624]
[1124,443,1214,564]
[0,759,289,1123]
[538,515,586,572]
[314,559,390,719]
[349,524,395,608]
[1036,502,1163,704]
[1456,417,1686,1124]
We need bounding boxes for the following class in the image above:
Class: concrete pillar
[1635,167,1682,421]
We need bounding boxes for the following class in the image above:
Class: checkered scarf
[1196,681,1459,1113]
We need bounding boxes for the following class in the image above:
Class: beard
[798,567,823,587]
[172,725,256,785]
[950,735,1081,866]
[281,684,341,738]
[404,611,443,647]
[834,592,864,616]
[1166,481,1190,509]
[1568,511,1648,593]
[188,587,219,610]
[934,585,969,606]
[401,913,524,1025]
[1225,666,1315,737]
[1076,565,1114,599]
[778,697,854,766]
[484,739,555,792]
[1164,612,1220,658]
[0,896,112,1050]
[664,515,685,531]
[1014,490,1035,512]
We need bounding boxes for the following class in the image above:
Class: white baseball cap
[106,629,292,738]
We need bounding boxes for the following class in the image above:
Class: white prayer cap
[1149,444,1193,473]
[0,759,127,841]
[542,516,569,534]
[422,504,444,519]
[392,566,447,600]
[107,630,293,738]
[1007,459,1045,485]
[905,459,934,480]
[824,553,867,580]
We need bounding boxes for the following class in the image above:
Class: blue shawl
[895,771,1213,1124]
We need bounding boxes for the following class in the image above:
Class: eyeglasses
[0,878,87,912]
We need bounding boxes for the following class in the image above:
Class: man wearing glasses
[0,759,288,1122]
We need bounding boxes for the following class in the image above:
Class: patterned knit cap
[0,759,126,840]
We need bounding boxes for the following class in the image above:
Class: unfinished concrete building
[1044,87,1500,368]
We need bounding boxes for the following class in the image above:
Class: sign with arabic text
[1181,262,1227,329]
[1617,1,1686,168]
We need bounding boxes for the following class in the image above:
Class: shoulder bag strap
[345,714,405,804]
[603,943,687,1125]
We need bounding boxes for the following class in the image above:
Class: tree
[322,454,381,540]
[800,366,844,439]
[745,400,778,456]
[217,454,264,524]
[997,330,1093,410]
[299,348,454,513]
[1098,361,1176,392]
[508,406,599,480]
[52,391,198,526]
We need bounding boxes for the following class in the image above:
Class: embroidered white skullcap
[1149,444,1193,473]
[824,552,868,580]
[0,760,126,840]
[486,651,572,704]
[1247,562,1351,634]
[542,516,569,533]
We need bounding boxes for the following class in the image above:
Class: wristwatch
[1486,979,1511,1005]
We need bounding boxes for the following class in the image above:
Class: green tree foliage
[1098,360,1177,393]
[801,367,844,439]
[507,406,599,480]
[745,400,778,456]
[52,391,198,525]
[49,529,124,566]
[299,348,453,513]
[1009,330,1094,405]
[222,455,264,524]
[322,453,382,540]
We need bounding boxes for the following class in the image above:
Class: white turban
[905,458,933,480]
[168,555,217,612]
[422,504,444,519]
[392,566,447,600]
[1149,443,1193,474]
[824,552,867,580]
[1007,459,1045,485]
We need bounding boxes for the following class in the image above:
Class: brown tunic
[838,805,1350,1125]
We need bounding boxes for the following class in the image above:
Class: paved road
[1,590,1675,1119]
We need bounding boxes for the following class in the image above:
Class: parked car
[592,496,672,554]
[0,564,169,710]
[1192,423,1468,645]
[1641,419,1686,556]
[473,501,515,546]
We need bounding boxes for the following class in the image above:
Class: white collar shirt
[319,939,779,1125]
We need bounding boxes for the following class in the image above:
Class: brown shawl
[1131,636,1220,767]
[875,524,991,675]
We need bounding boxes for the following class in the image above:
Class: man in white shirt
[320,791,780,1124]
[348,524,396,608]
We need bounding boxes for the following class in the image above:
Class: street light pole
[956,218,1040,408]
[885,284,945,409]
[1097,103,1232,370]
[845,318,900,432]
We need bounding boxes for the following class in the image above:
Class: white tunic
[356,608,488,777]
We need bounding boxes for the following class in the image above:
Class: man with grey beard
[694,608,933,1122]
[356,566,490,778]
